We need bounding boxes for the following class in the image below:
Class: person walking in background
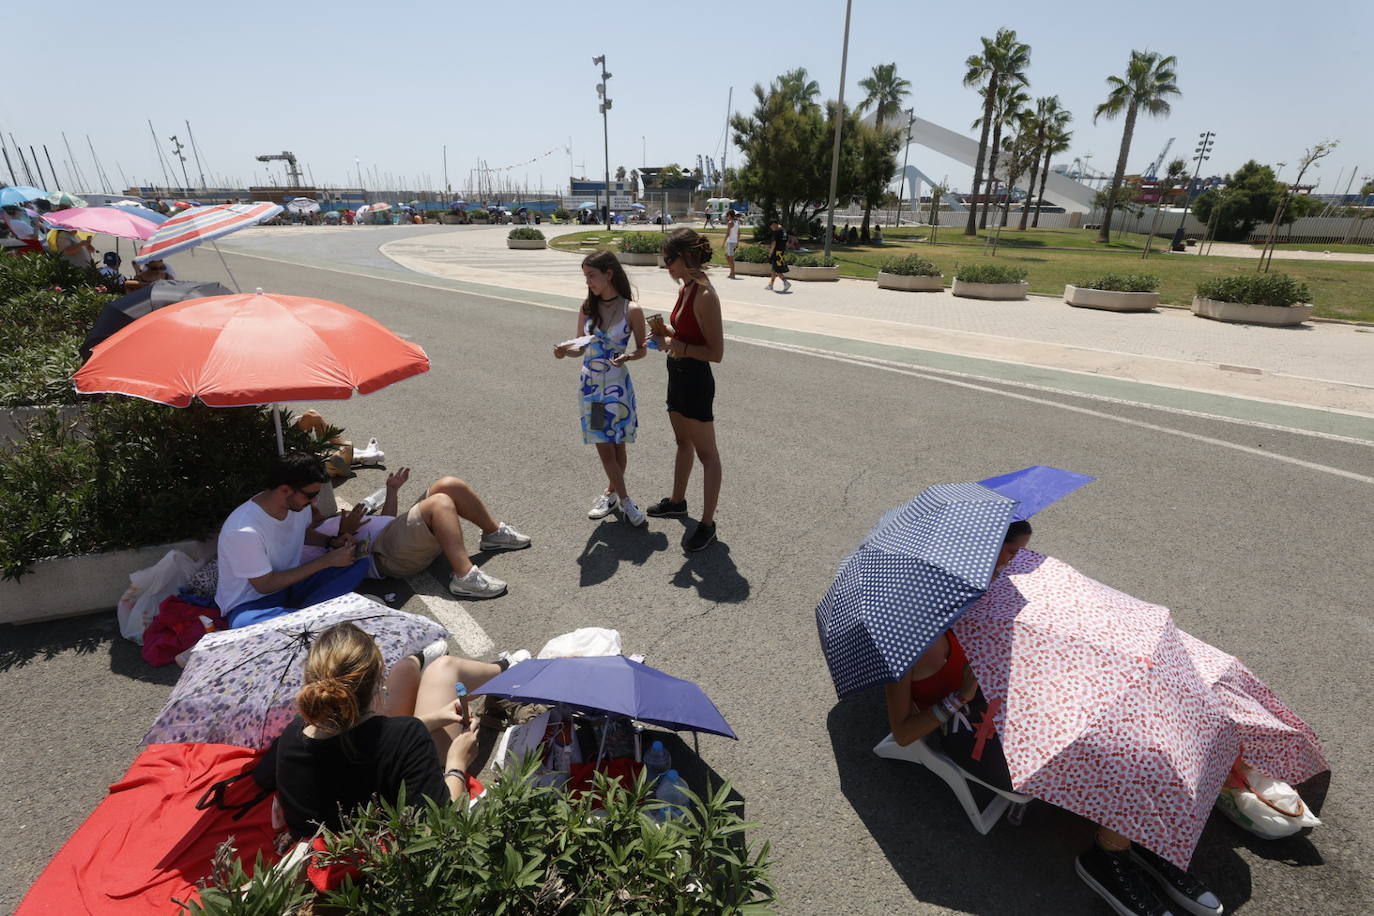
[647,228,724,552]
[724,210,740,279]
[765,218,791,292]
[555,250,649,527]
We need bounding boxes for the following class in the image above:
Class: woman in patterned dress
[554,250,648,526]
[884,521,1223,916]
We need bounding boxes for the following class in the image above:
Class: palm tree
[1019,96,1071,229]
[975,82,1031,228]
[855,63,911,239]
[1093,50,1180,243]
[1033,118,1073,228]
[776,67,821,109]
[962,28,1031,236]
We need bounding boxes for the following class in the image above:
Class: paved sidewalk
[370,226,1374,417]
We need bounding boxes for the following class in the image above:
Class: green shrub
[0,402,331,580]
[1196,273,1311,307]
[1073,273,1160,293]
[468,208,490,221]
[786,253,835,268]
[619,232,663,254]
[552,208,572,221]
[954,264,1028,284]
[0,254,115,407]
[750,224,773,243]
[189,755,777,915]
[733,244,770,264]
[879,255,941,277]
[508,227,545,240]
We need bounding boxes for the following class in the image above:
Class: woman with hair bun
[270,622,504,838]
[646,227,725,552]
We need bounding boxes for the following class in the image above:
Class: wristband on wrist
[443,768,467,782]
[931,703,951,724]
[941,693,964,718]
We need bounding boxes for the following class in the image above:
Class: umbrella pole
[272,404,285,455]
[210,239,241,292]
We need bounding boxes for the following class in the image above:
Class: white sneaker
[479,522,531,551]
[418,638,449,670]
[448,566,507,599]
[588,492,619,519]
[621,497,647,527]
[355,437,385,465]
[782,279,792,292]
[498,648,532,668]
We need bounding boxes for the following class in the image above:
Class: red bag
[140,596,225,667]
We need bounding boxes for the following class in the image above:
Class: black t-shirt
[772,228,786,251]
[270,715,446,837]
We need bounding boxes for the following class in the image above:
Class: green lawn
[1256,242,1374,254]
[548,229,1374,322]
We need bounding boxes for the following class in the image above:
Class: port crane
[255,151,304,186]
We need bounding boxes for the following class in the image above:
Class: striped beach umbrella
[134,202,283,263]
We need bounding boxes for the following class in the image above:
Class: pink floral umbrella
[954,549,1327,867]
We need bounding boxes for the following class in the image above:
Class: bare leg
[427,476,498,535]
[381,655,422,717]
[417,492,475,577]
[595,442,628,500]
[614,442,628,481]
[1095,826,1131,851]
[414,656,502,758]
[726,254,736,277]
[682,419,721,524]
[667,411,695,503]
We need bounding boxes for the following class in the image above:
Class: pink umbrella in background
[41,206,161,241]
[954,550,1327,867]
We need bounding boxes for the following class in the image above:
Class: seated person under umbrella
[216,452,531,628]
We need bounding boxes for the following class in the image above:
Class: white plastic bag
[115,549,204,644]
[537,627,622,659]
[1215,762,1322,839]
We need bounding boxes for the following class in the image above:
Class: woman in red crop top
[646,227,725,553]
[884,520,1224,916]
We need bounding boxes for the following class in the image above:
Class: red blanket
[16,743,278,915]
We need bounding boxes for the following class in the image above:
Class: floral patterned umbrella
[954,550,1327,868]
[142,593,447,750]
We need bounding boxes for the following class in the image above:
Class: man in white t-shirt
[216,451,371,628]
[724,210,740,279]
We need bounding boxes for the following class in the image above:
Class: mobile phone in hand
[352,538,372,561]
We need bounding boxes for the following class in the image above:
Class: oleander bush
[619,232,664,254]
[552,208,573,221]
[786,253,835,268]
[879,255,941,277]
[1195,273,1311,307]
[468,208,490,221]
[732,244,770,264]
[954,264,1029,284]
[1073,273,1160,293]
[508,227,546,240]
[183,755,777,916]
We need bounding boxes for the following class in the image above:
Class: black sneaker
[1075,845,1172,916]
[1130,844,1223,916]
[684,521,717,552]
[646,497,688,517]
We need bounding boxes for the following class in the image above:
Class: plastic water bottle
[359,487,387,514]
[643,740,672,785]
[654,769,691,821]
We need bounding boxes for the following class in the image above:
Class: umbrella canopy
[448,200,467,210]
[133,202,283,263]
[471,655,736,738]
[79,279,233,361]
[954,550,1328,867]
[41,206,161,241]
[142,594,447,749]
[74,287,430,406]
[630,202,646,210]
[47,190,87,208]
[577,201,596,209]
[358,202,391,213]
[0,185,49,205]
[105,203,169,224]
[286,198,320,214]
[977,465,1095,522]
[815,482,1018,697]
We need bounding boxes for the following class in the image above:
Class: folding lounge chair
[873,732,1033,835]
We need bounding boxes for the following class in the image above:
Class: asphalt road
[3,233,1371,915]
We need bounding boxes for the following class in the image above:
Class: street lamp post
[594,55,613,232]
[823,0,854,262]
[892,108,915,229]
[1177,130,1214,254]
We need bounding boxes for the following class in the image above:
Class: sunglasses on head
[662,252,678,266]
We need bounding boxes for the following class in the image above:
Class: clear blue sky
[6,0,1371,197]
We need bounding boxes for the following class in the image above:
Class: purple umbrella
[471,656,736,738]
[978,465,1095,522]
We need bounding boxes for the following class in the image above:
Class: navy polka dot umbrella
[815,482,1018,697]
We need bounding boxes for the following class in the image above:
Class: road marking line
[744,338,1374,485]
[407,572,494,656]
[216,245,1373,452]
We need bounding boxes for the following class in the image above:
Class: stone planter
[506,238,547,250]
[0,537,215,625]
[617,252,661,266]
[877,272,944,292]
[732,261,772,277]
[952,279,1029,300]
[1191,296,1313,326]
[1064,285,1159,312]
[789,265,840,282]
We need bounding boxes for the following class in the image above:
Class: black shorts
[769,251,789,273]
[665,356,715,422]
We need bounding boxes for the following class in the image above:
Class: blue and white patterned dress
[579,300,638,444]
